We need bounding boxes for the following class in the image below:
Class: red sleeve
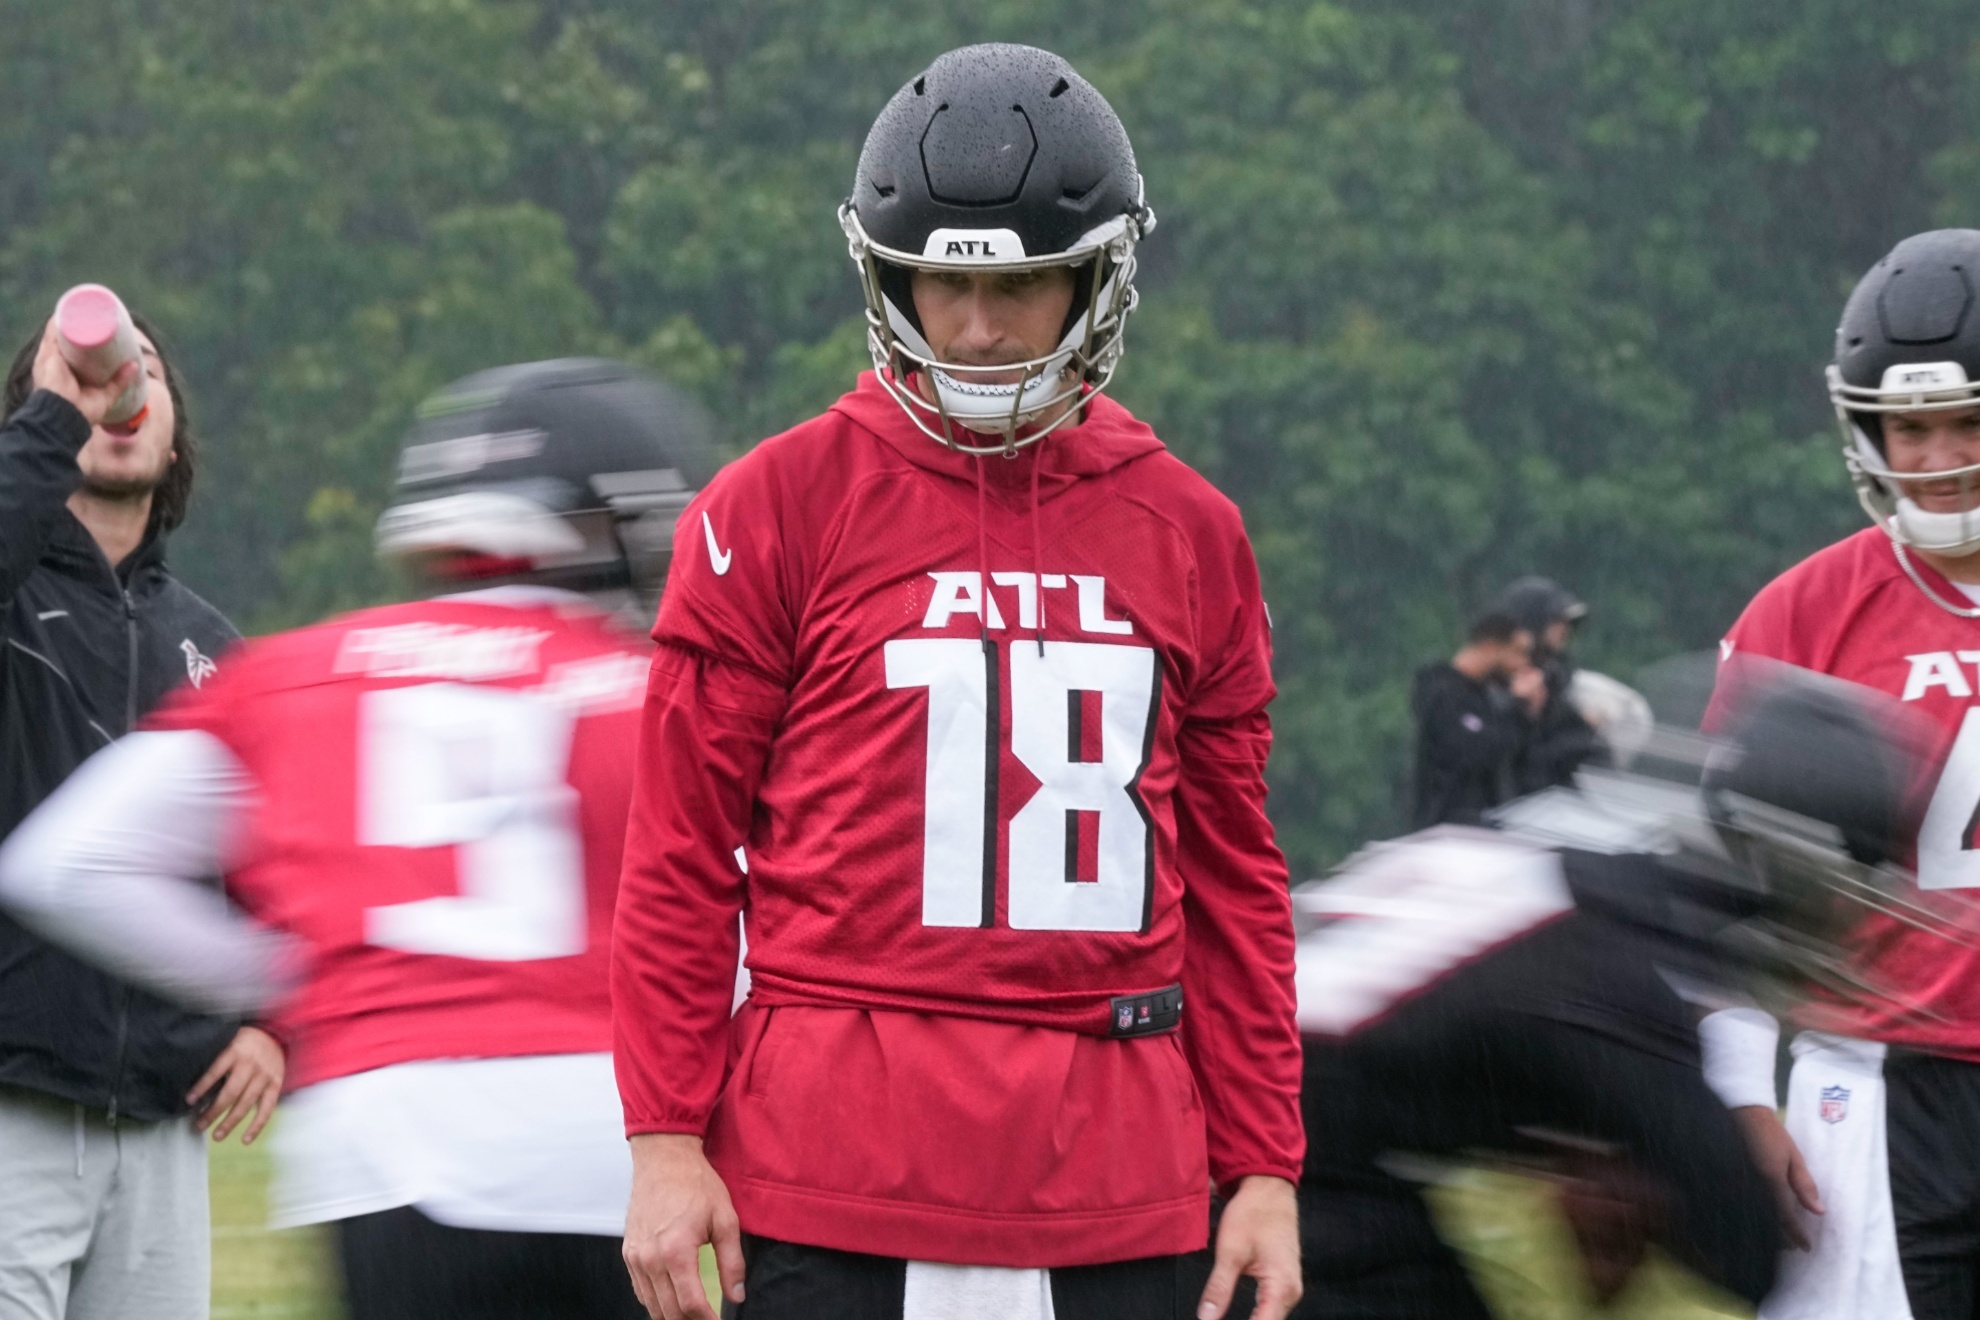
[1702,569,1813,733]
[614,450,802,1133]
[652,455,801,685]
[1175,522,1304,1189]
[611,643,785,1135]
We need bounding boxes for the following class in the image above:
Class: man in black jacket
[1409,610,1544,828]
[0,315,280,1320]
[1497,574,1605,793]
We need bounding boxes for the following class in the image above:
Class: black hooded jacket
[0,389,240,1121]
[1407,661,1521,828]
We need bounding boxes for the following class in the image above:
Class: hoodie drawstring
[973,456,994,650]
[974,444,1052,657]
[1029,452,1046,656]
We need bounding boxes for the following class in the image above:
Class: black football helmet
[841,43,1154,455]
[375,358,717,596]
[1489,661,1966,1014]
[1831,229,1980,565]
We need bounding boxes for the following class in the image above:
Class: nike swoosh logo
[1719,638,1735,662]
[702,511,733,576]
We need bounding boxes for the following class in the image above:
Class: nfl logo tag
[1819,1085,1850,1124]
[1117,1005,1134,1032]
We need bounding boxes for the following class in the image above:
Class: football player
[1700,228,1980,1320]
[0,358,715,1320]
[1292,670,1946,1316]
[611,43,1304,1320]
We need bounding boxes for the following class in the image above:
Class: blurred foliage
[2,0,1973,872]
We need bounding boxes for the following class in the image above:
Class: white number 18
[885,638,1159,933]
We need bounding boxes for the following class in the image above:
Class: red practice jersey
[612,372,1303,1266]
[1711,527,1980,1059]
[148,591,648,1090]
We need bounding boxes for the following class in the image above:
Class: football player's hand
[1553,1153,1661,1304]
[1733,1105,1823,1249]
[623,1133,744,1320]
[1200,1174,1301,1320]
[190,1024,284,1144]
[31,318,140,427]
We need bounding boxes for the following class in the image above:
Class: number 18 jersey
[611,372,1303,1265]
[146,590,649,1090]
[1713,527,1980,1059]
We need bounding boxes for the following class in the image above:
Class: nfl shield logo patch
[1819,1084,1850,1124]
[1116,1005,1134,1032]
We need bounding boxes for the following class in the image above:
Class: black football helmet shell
[1696,664,1961,1006]
[1704,666,1922,873]
[1831,229,1980,560]
[842,43,1154,455]
[376,358,717,594]
[1492,661,1958,1012]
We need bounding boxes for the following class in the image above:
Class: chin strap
[1893,540,1980,619]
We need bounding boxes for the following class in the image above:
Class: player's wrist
[1226,1173,1297,1204]
[1699,1007,1781,1112]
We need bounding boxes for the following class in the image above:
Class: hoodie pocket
[742,1006,785,1099]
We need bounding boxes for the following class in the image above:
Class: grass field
[209,1139,1754,1318]
[209,1134,722,1318]
[209,1137,336,1320]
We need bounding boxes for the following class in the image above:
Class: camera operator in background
[1497,575,1606,792]
[0,313,276,1320]
[1409,610,1544,828]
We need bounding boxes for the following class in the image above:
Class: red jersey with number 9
[144,592,649,1090]
[1710,527,1980,1059]
[611,372,1303,1266]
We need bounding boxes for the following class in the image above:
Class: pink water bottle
[54,284,148,426]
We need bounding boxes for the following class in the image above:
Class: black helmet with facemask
[1490,662,1958,1013]
[1832,229,1980,570]
[841,43,1154,456]
[376,359,717,604]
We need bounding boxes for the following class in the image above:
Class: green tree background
[5,0,1971,875]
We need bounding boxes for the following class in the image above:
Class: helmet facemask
[1492,662,1975,1022]
[377,476,691,609]
[841,202,1149,457]
[1701,783,1959,1014]
[1832,360,1980,558]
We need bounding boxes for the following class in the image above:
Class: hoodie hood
[831,369,1168,651]
[831,370,1166,499]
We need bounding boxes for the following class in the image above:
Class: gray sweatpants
[0,1085,207,1320]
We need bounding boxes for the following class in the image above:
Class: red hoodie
[610,372,1303,1266]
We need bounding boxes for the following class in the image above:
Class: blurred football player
[1702,228,1980,1320]
[611,43,1303,1320]
[1292,670,1948,1316]
[0,358,715,1320]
